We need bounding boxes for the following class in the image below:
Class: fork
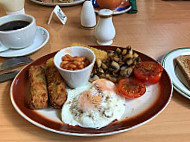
[0,57,33,72]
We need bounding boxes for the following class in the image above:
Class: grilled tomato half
[134,61,163,84]
[118,78,146,99]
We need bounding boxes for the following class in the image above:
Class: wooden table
[0,0,190,141]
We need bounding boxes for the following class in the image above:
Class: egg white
[61,82,126,129]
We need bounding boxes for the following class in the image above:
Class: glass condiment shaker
[95,9,115,45]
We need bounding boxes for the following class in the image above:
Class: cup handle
[0,41,9,52]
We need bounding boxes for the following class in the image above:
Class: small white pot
[54,46,96,88]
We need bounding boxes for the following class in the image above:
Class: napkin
[127,0,138,14]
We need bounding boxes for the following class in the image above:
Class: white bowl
[54,46,96,88]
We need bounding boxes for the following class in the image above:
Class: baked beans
[60,54,90,70]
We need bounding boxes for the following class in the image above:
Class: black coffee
[0,20,30,31]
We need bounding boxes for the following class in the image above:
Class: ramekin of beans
[54,46,95,88]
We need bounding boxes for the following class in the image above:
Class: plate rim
[0,26,49,58]
[161,47,190,100]
[10,46,173,136]
[30,0,85,6]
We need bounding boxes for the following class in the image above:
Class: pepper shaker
[81,0,96,29]
[95,9,115,45]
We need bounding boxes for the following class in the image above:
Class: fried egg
[61,79,126,129]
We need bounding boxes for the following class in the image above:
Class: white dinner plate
[30,0,85,6]
[10,46,173,136]
[161,47,190,100]
[0,26,49,58]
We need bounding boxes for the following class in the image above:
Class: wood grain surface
[0,0,190,141]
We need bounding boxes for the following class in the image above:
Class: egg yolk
[78,91,102,112]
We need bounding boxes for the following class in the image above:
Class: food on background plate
[60,54,90,70]
[96,0,123,10]
[40,0,74,3]
[118,78,146,99]
[174,55,190,86]
[46,58,68,109]
[28,66,48,109]
[61,79,126,129]
[90,46,141,83]
[133,61,163,84]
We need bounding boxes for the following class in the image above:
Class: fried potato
[70,43,107,60]
[46,58,67,109]
[28,65,48,109]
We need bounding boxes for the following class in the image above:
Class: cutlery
[0,70,19,83]
[0,57,33,72]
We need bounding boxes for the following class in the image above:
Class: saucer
[91,0,132,15]
[0,26,49,58]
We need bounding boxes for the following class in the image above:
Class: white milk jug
[0,0,25,15]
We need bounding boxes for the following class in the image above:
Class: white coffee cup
[0,14,36,49]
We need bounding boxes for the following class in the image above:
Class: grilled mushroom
[91,45,141,83]
[111,61,120,70]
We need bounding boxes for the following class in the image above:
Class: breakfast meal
[40,0,74,3]
[26,44,164,129]
[28,65,48,109]
[174,55,190,86]
[46,58,68,109]
[60,54,90,70]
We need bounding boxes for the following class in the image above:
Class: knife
[0,70,20,83]
[0,57,33,72]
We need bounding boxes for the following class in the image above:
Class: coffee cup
[96,0,123,10]
[0,14,36,49]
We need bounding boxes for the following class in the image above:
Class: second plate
[161,47,190,100]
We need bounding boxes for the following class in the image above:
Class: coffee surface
[0,20,30,31]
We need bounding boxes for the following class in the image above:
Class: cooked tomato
[134,61,163,84]
[118,78,146,99]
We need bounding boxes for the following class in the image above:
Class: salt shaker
[81,0,96,29]
[95,9,115,45]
